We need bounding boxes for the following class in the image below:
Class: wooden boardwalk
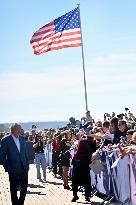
[0,164,120,205]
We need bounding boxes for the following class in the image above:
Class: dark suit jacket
[0,135,29,174]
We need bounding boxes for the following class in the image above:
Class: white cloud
[89,52,136,66]
[0,71,82,102]
[1,52,136,123]
[0,52,136,104]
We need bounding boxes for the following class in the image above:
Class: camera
[82,135,87,139]
[117,113,124,119]
[125,108,129,111]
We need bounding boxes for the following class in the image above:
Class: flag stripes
[30,7,81,55]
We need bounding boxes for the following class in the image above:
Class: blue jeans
[35,153,46,180]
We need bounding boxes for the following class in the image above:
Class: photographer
[90,121,114,147]
[117,120,129,143]
[125,108,136,122]
[81,111,93,128]
[104,113,112,121]
[117,113,125,120]
[112,118,129,144]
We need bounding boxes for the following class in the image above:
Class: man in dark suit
[0,123,29,205]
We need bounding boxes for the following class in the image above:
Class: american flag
[30,7,82,55]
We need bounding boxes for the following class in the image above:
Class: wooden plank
[0,164,104,205]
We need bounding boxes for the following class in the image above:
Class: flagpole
[77,4,89,112]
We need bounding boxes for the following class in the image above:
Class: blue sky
[1,0,136,123]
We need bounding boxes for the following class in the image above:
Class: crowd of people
[0,108,136,205]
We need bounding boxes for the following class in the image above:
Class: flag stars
[54,7,80,32]
[30,7,81,55]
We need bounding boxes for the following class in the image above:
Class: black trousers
[72,178,91,198]
[72,161,91,199]
[52,150,60,175]
[8,170,28,205]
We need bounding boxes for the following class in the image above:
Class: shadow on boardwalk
[28,183,45,188]
[0,164,117,205]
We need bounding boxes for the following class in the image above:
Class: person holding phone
[33,132,46,182]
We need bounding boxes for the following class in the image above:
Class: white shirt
[86,115,93,122]
[12,134,20,152]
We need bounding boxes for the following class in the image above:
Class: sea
[0,121,68,132]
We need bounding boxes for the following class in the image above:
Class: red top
[52,139,61,151]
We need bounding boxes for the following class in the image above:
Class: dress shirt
[12,134,20,152]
